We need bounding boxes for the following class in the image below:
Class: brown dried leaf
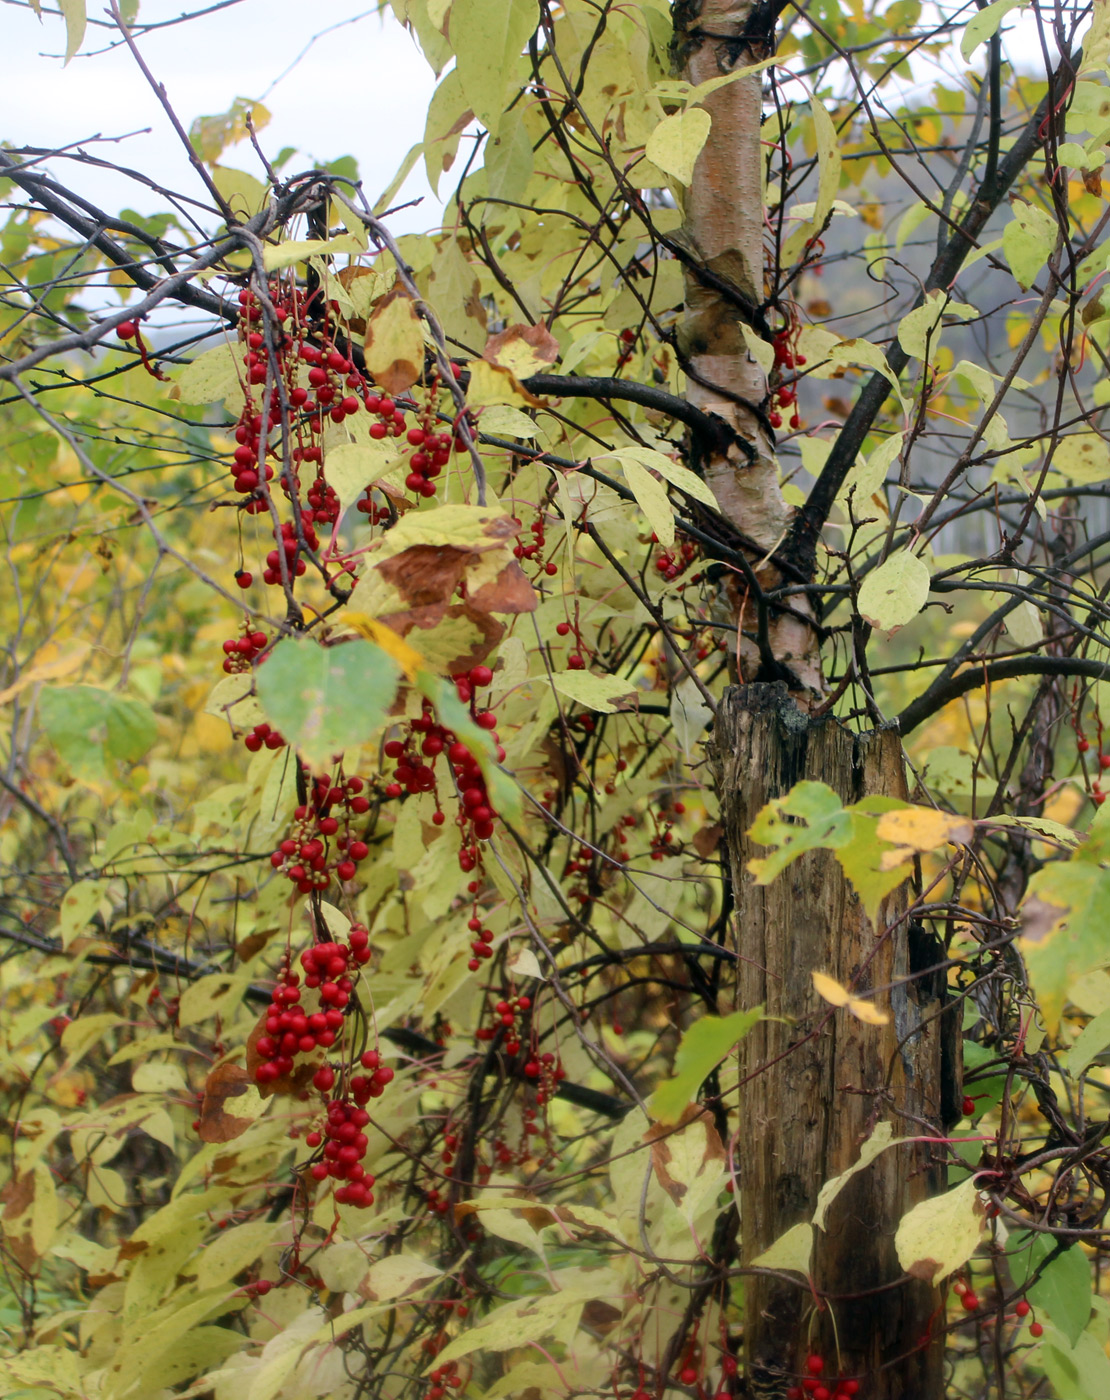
[691,823,722,858]
[483,322,560,378]
[378,544,472,612]
[467,560,537,615]
[198,1062,256,1142]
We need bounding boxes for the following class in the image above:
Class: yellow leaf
[467,358,537,407]
[812,970,889,1025]
[364,292,425,396]
[60,0,85,62]
[0,643,90,705]
[876,807,973,869]
[812,970,852,1007]
[895,1177,985,1282]
[645,108,712,187]
[342,613,426,680]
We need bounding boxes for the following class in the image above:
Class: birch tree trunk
[674,0,822,694]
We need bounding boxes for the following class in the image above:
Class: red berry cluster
[649,801,685,861]
[221,628,268,674]
[656,537,698,582]
[768,315,806,431]
[255,963,342,1086]
[262,518,316,588]
[425,1360,465,1399]
[269,771,372,891]
[785,1354,859,1400]
[306,1097,376,1207]
[244,721,285,753]
[512,506,558,577]
[355,488,391,522]
[1075,726,1110,804]
[474,993,531,1052]
[524,1050,565,1105]
[404,421,455,498]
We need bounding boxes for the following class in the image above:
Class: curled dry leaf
[198,1062,257,1142]
[812,970,889,1025]
[483,322,560,378]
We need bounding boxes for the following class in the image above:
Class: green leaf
[39,685,157,779]
[747,785,910,923]
[618,454,675,546]
[961,0,1024,59]
[609,446,719,511]
[59,0,86,62]
[1039,1328,1110,1400]
[1021,803,1110,1027]
[255,639,401,765]
[782,97,842,263]
[58,879,107,950]
[449,0,537,135]
[172,344,241,405]
[1002,202,1057,290]
[896,290,975,360]
[211,165,268,220]
[814,1122,903,1229]
[857,550,930,631]
[645,108,712,187]
[746,781,852,885]
[1067,1007,1110,1078]
[651,1008,763,1125]
[1023,1236,1093,1346]
[261,234,365,271]
[751,1221,814,1276]
[548,670,637,713]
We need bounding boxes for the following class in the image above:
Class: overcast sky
[0,0,1054,245]
[0,0,443,233]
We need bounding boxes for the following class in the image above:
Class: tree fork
[710,685,947,1399]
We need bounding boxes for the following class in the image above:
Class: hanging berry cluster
[768,311,805,431]
[268,771,372,891]
[785,1354,860,1400]
[380,666,504,885]
[306,1098,376,1207]
[1073,701,1110,805]
[474,992,531,1052]
[253,931,371,1085]
[221,627,268,674]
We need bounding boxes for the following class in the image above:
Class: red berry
[469,665,493,687]
[1030,1321,1043,1337]
[962,1095,976,1117]
[117,320,137,340]
[679,1368,698,1386]
[313,1066,335,1092]
[806,1357,825,1375]
[1015,1299,1031,1317]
